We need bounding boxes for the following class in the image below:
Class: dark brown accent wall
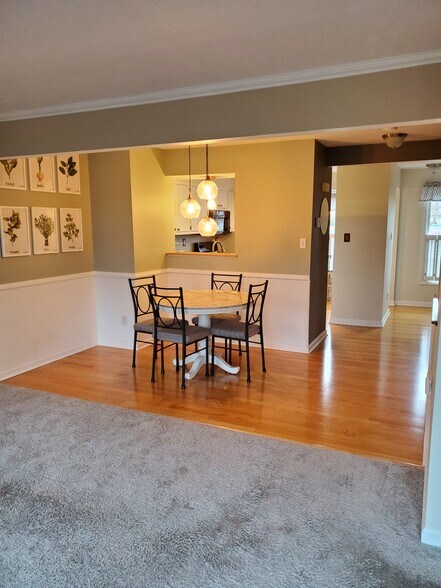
[308,142,332,345]
[326,139,441,166]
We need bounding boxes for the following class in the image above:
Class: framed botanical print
[0,206,31,257]
[31,207,59,255]
[0,158,27,190]
[60,208,83,252]
[56,153,80,194]
[28,156,56,192]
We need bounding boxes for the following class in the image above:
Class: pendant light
[180,146,201,221]
[197,144,218,200]
[420,163,441,202]
[382,127,407,150]
[198,214,218,237]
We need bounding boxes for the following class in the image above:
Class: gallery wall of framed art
[0,154,93,284]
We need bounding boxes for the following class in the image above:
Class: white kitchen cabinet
[173,182,200,234]
[173,181,235,235]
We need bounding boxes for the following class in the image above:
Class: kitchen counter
[166,252,237,257]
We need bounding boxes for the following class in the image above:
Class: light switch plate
[300,238,306,249]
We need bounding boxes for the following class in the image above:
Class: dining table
[160,289,248,380]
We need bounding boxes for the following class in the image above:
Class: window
[423,201,441,282]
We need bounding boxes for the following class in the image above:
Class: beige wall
[129,149,174,271]
[1,64,440,158]
[88,151,135,273]
[0,154,94,284]
[160,140,316,275]
[394,168,439,305]
[332,164,392,325]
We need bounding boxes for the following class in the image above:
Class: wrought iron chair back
[128,275,157,368]
[148,285,186,333]
[211,273,243,292]
[129,275,156,322]
[245,281,268,333]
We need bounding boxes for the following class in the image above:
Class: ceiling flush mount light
[382,128,408,150]
[180,146,201,221]
[420,163,441,202]
[198,214,218,237]
[197,144,218,201]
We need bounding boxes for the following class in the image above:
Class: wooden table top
[182,289,248,314]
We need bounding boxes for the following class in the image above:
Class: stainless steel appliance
[209,210,230,234]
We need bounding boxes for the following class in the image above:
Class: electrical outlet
[300,238,306,249]
[182,238,186,246]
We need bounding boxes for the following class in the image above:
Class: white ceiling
[1,0,441,120]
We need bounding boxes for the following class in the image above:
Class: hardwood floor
[5,306,430,466]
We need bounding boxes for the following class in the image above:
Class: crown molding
[1,50,440,123]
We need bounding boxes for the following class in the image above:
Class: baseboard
[0,341,97,381]
[330,317,383,327]
[264,342,309,353]
[421,527,441,547]
[308,330,327,353]
[394,300,433,308]
[382,308,391,327]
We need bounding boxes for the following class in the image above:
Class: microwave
[209,210,230,234]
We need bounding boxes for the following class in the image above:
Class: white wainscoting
[0,272,97,380]
[0,268,311,380]
[94,270,168,349]
[167,269,311,353]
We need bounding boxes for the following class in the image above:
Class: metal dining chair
[128,275,156,368]
[148,285,210,389]
[210,281,268,382]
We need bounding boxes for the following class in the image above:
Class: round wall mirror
[320,197,329,235]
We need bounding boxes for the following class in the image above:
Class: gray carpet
[0,385,440,588]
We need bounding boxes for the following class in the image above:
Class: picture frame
[60,208,83,252]
[28,156,56,192]
[56,153,80,194]
[31,207,59,255]
[0,206,31,257]
[0,158,27,190]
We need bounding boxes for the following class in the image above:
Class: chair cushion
[210,320,260,341]
[157,326,210,344]
[134,318,188,333]
[192,313,241,326]
[134,319,154,333]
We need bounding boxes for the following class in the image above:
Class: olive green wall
[129,149,174,271]
[1,64,440,157]
[88,151,135,273]
[0,154,94,284]
[160,140,316,275]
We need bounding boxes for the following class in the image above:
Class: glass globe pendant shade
[206,198,217,210]
[180,195,201,219]
[197,178,218,200]
[198,215,218,237]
